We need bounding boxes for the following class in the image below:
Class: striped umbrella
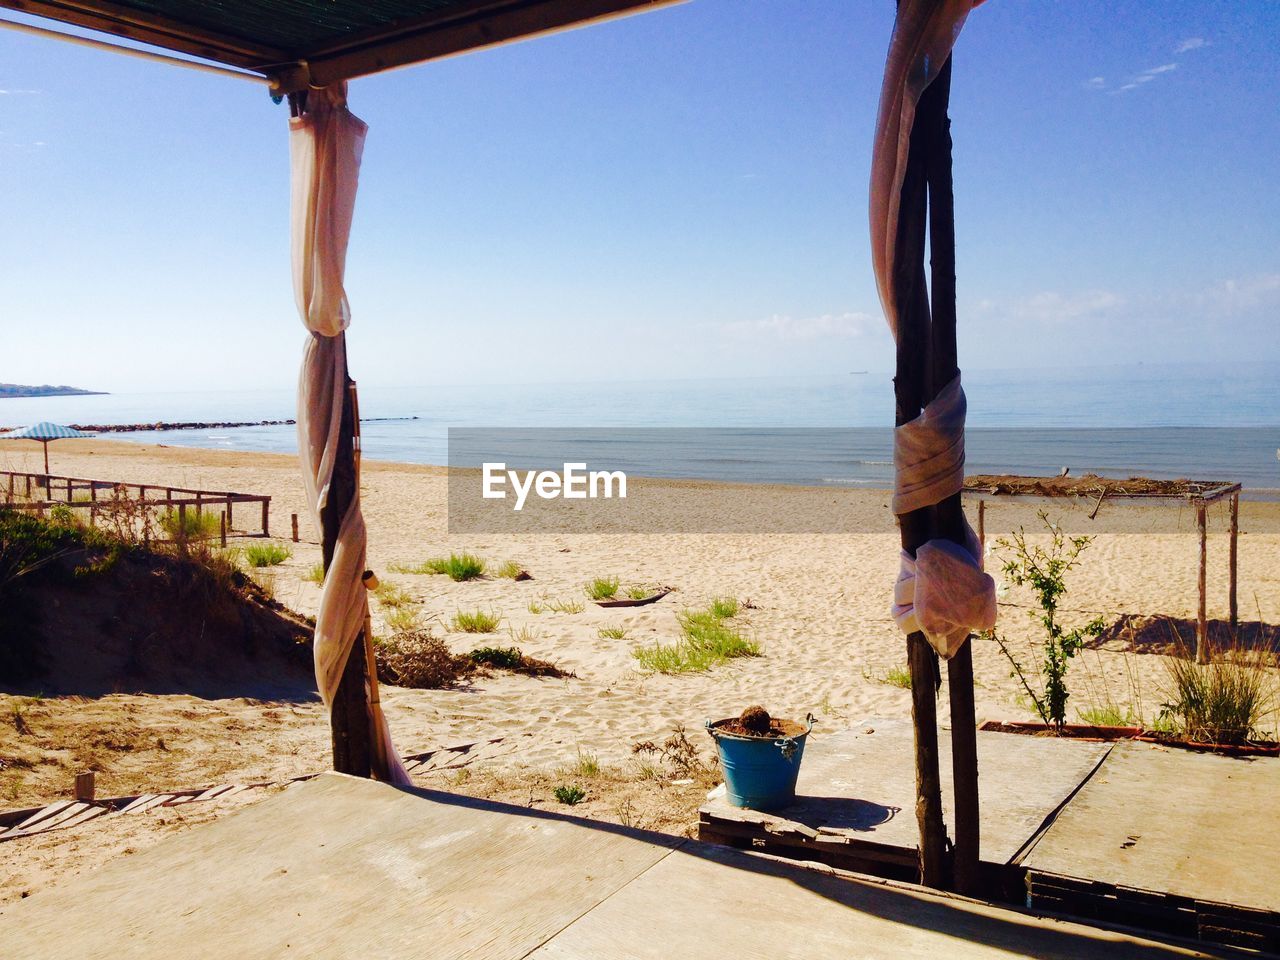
[0,421,94,474]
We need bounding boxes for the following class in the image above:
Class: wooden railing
[0,469,271,541]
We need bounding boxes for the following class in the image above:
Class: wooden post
[261,498,270,538]
[178,502,187,544]
[1228,492,1239,632]
[1196,502,1208,663]
[892,53,948,890]
[220,511,228,548]
[922,56,980,898]
[976,499,985,554]
[292,513,300,543]
[226,497,233,531]
[321,338,373,779]
[74,771,95,802]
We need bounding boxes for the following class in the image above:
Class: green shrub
[883,665,912,689]
[585,575,620,600]
[468,645,522,669]
[553,784,586,805]
[598,627,628,640]
[709,596,739,619]
[453,609,501,633]
[244,541,292,567]
[627,586,654,600]
[428,553,486,581]
[495,560,524,579]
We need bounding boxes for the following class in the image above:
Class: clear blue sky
[1,0,1277,393]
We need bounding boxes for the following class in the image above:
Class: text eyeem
[481,462,627,511]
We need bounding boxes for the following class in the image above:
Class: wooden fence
[1,469,271,542]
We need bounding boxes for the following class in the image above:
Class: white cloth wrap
[291,84,410,786]
[870,4,995,659]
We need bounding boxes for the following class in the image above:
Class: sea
[2,362,1278,493]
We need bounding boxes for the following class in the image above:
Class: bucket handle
[775,713,816,761]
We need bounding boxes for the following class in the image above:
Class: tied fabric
[893,528,996,659]
[291,84,410,786]
[870,0,996,660]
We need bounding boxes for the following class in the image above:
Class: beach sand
[2,438,1278,901]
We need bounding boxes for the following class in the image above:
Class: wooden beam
[1196,502,1208,664]
[921,56,980,898]
[269,0,684,93]
[322,336,373,779]
[1229,492,1239,632]
[0,0,283,69]
[891,51,947,891]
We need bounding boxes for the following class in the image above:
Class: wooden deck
[1023,742,1280,952]
[699,718,1110,885]
[0,772,1229,959]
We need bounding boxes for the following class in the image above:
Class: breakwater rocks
[66,416,420,434]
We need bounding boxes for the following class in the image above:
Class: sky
[1,0,1278,393]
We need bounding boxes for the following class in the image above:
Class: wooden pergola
[3,0,997,898]
[964,473,1244,663]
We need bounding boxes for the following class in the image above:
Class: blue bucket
[706,715,814,811]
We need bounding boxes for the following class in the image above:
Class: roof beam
[267,0,681,94]
[0,0,288,70]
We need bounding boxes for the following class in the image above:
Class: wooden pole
[322,336,373,779]
[892,53,948,890]
[921,56,980,898]
[220,511,228,548]
[976,499,985,554]
[1228,492,1239,632]
[292,512,300,543]
[1196,502,1208,663]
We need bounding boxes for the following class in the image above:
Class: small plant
[883,665,912,690]
[571,749,601,778]
[509,624,540,645]
[626,585,654,600]
[303,563,325,584]
[982,512,1105,729]
[374,581,414,608]
[244,541,292,568]
[494,560,524,579]
[529,596,584,615]
[453,609,501,633]
[375,630,472,689]
[633,603,760,674]
[585,575,620,600]
[1159,627,1276,744]
[469,645,522,669]
[709,596,739,619]
[598,626,628,640]
[159,509,221,541]
[424,553,487,581]
[553,784,586,805]
[385,606,423,634]
[632,725,717,786]
[1077,704,1132,727]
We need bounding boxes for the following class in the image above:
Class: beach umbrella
[0,421,93,474]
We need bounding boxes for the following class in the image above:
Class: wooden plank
[13,799,74,830]
[0,772,679,959]
[699,720,1110,869]
[530,843,1217,959]
[1023,742,1280,914]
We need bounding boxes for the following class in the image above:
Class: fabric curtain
[870,0,996,659]
[291,83,410,786]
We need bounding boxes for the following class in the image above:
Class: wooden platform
[699,718,1110,883]
[1022,742,1280,953]
[0,772,1227,959]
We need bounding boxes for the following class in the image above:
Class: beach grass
[468,645,522,669]
[303,563,324,584]
[374,580,414,608]
[494,560,524,579]
[883,665,912,689]
[243,541,291,567]
[626,586,653,600]
[159,509,221,541]
[528,596,585,615]
[453,609,501,633]
[633,599,759,674]
[427,553,487,581]
[584,575,620,601]
[1161,645,1276,745]
[385,606,423,634]
[553,784,586,805]
[598,626,628,640]
[1077,704,1131,727]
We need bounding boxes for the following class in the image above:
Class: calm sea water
[3,363,1278,490]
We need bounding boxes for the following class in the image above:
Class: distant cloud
[0,88,42,95]
[1175,37,1208,54]
[1093,35,1203,94]
[719,311,878,341]
[1086,76,1106,90]
[1180,273,1280,316]
[975,290,1125,325]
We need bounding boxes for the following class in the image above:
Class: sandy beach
[3,438,1278,902]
